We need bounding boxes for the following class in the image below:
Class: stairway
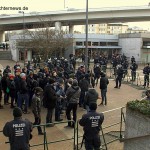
[0,50,12,60]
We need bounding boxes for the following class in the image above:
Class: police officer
[114,64,124,89]
[130,61,138,81]
[79,103,104,150]
[143,63,150,88]
[3,107,33,150]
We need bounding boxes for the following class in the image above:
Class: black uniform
[130,62,138,81]
[143,64,150,87]
[114,65,124,88]
[79,110,104,150]
[3,118,33,150]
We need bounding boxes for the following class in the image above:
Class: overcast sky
[1,0,150,29]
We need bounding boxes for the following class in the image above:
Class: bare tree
[17,15,73,60]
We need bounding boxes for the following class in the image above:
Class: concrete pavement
[0,60,145,150]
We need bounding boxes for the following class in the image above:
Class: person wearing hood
[31,87,44,135]
[65,79,81,128]
[99,72,109,106]
[84,85,99,112]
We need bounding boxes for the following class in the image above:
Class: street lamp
[18,11,25,67]
[85,0,89,72]
[64,0,66,9]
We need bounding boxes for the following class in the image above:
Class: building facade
[65,34,121,59]
[81,23,128,34]
[119,33,150,63]
[9,32,150,63]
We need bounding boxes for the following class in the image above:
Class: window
[76,42,83,46]
[84,41,91,46]
[100,42,107,46]
[92,42,99,46]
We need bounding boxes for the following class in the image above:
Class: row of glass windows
[76,41,118,46]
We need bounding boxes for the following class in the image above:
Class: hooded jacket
[66,85,81,104]
[84,88,98,106]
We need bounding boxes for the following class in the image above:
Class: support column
[55,22,62,31]
[27,50,32,61]
[69,24,74,34]
[69,24,74,55]
[0,31,5,43]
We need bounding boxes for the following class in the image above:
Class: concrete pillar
[27,50,32,61]
[55,22,62,31]
[69,24,74,34]
[0,31,5,43]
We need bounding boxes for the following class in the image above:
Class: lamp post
[18,11,25,67]
[64,0,66,9]
[85,0,89,73]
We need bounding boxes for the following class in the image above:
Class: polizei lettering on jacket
[89,116,100,120]
[13,123,26,128]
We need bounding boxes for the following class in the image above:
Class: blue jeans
[18,93,29,112]
[101,89,107,105]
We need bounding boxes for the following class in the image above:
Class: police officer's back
[3,107,33,150]
[79,103,104,150]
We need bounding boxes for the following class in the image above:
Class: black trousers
[144,74,149,87]
[66,103,77,126]
[34,117,42,133]
[84,135,101,150]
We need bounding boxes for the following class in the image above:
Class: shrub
[127,100,150,117]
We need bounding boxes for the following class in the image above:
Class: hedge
[127,100,150,117]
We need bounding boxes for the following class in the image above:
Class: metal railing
[3,120,76,150]
[1,107,126,150]
[76,106,126,150]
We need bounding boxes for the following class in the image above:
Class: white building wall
[119,38,142,62]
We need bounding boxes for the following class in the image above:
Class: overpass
[1,5,150,41]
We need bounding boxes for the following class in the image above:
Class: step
[0,51,12,60]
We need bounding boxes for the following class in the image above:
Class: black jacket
[43,84,57,109]
[20,79,28,94]
[100,75,109,89]
[84,88,98,106]
[66,85,81,104]
[79,110,104,139]
[79,78,89,92]
[3,118,33,150]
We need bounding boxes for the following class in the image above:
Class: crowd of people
[1,53,150,150]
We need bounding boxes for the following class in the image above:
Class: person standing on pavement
[19,73,29,114]
[31,87,44,135]
[130,61,138,82]
[84,85,99,112]
[1,73,10,105]
[3,107,33,150]
[99,72,109,106]
[79,103,104,150]
[43,78,57,127]
[143,63,150,88]
[7,74,16,108]
[66,79,81,128]
[114,64,124,89]
[79,74,89,108]
[0,70,3,108]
